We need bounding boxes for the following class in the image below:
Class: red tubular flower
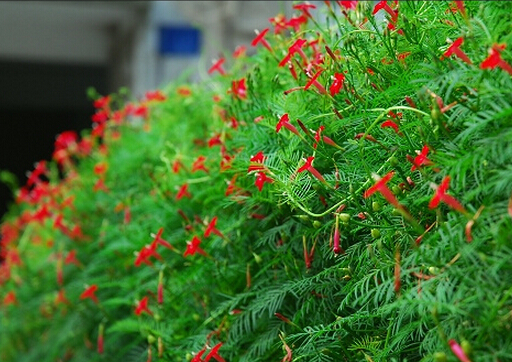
[229,78,247,100]
[135,296,153,316]
[205,343,226,362]
[183,236,207,257]
[233,45,246,58]
[192,156,209,173]
[276,114,301,136]
[145,90,166,102]
[93,178,110,193]
[480,44,512,76]
[55,289,70,305]
[448,339,472,362]
[3,291,16,306]
[32,204,52,224]
[373,1,398,23]
[408,145,433,171]
[134,244,162,267]
[333,215,343,254]
[151,227,175,250]
[444,37,472,64]
[329,73,345,96]
[26,160,48,187]
[381,120,401,135]
[157,272,164,304]
[278,38,308,67]
[176,183,192,200]
[251,28,272,52]
[80,285,99,304]
[454,1,466,17]
[313,126,325,149]
[204,216,224,238]
[429,176,467,213]
[191,347,207,362]
[64,249,81,266]
[297,156,326,183]
[293,3,316,18]
[93,162,108,176]
[255,172,274,191]
[208,58,226,76]
[93,95,110,109]
[304,69,327,95]
[248,151,266,173]
[394,248,401,294]
[363,171,400,208]
[98,324,104,354]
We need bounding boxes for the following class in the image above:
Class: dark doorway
[0,60,107,220]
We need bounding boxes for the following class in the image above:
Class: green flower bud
[338,213,351,223]
[372,201,382,212]
[371,229,381,238]
[461,340,472,356]
[392,185,401,195]
[252,252,263,264]
[313,220,322,229]
[147,334,156,344]
[154,313,162,322]
[389,156,399,166]
[433,352,447,362]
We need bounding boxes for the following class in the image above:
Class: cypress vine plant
[1,1,512,362]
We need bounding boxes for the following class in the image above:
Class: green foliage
[1,1,512,362]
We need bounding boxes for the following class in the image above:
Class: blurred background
[0,1,300,219]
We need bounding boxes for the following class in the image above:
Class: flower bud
[371,229,381,238]
[338,213,350,223]
[147,334,156,345]
[461,340,472,356]
[433,352,447,362]
[313,220,322,229]
[372,201,382,212]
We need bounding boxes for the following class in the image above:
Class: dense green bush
[2,1,512,361]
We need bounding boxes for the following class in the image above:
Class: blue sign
[158,26,201,56]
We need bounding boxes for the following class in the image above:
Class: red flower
[31,204,52,224]
[98,324,104,354]
[255,172,274,192]
[297,156,326,183]
[55,289,70,305]
[251,28,272,52]
[208,58,226,76]
[93,95,110,109]
[228,78,247,100]
[145,90,166,102]
[313,126,325,149]
[183,236,207,257]
[293,3,316,18]
[278,38,308,67]
[176,183,192,200]
[329,73,345,96]
[205,343,226,362]
[408,145,433,171]
[448,339,471,362]
[233,45,246,58]
[135,296,153,316]
[3,290,16,306]
[248,152,266,173]
[151,227,175,250]
[192,156,209,173]
[480,44,512,76]
[93,162,108,175]
[339,1,357,10]
[80,285,99,304]
[134,243,162,267]
[92,109,109,123]
[443,37,472,64]
[363,171,400,208]
[276,114,300,136]
[429,176,466,213]
[64,249,81,266]
[204,216,224,238]
[373,1,398,23]
[26,160,48,187]
[93,178,110,193]
[304,69,327,95]
[381,120,401,134]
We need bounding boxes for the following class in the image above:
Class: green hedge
[1,1,512,361]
